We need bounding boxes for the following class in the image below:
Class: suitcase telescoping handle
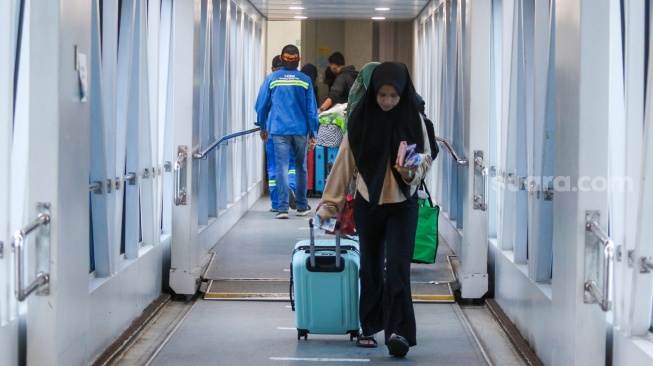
[309,219,316,268]
[335,221,341,268]
[308,218,341,269]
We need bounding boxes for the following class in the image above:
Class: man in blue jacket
[262,56,297,213]
[255,45,318,219]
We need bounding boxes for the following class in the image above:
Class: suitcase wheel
[297,329,308,340]
[348,329,360,341]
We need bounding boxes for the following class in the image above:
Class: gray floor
[112,196,525,366]
[204,197,457,283]
[149,301,488,365]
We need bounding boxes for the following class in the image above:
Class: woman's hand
[315,205,337,227]
[259,130,268,142]
[315,213,329,228]
[396,165,418,181]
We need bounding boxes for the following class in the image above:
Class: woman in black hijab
[317,62,432,357]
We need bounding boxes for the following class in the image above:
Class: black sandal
[356,334,378,348]
[386,334,409,357]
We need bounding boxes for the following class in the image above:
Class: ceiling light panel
[244,0,430,20]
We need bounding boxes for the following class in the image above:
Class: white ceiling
[244,0,431,21]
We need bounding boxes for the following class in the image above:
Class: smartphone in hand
[396,141,408,167]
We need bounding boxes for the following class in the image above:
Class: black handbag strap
[419,180,434,207]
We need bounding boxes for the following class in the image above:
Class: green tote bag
[413,182,439,264]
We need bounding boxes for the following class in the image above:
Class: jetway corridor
[102,196,527,366]
[4,0,653,364]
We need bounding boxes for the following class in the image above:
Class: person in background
[255,45,318,219]
[323,66,336,92]
[300,63,319,103]
[318,52,358,113]
[316,62,432,357]
[271,55,283,72]
[261,55,296,212]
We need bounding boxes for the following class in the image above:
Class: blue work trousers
[266,139,296,210]
[272,134,309,212]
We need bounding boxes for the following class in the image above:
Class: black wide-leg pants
[353,193,418,346]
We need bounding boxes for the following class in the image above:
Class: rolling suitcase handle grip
[309,218,342,270]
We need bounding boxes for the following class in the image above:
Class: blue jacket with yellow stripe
[255,67,319,136]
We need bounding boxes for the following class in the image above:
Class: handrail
[193,127,261,159]
[89,181,102,193]
[124,172,136,184]
[13,213,50,301]
[435,136,468,165]
[474,155,488,211]
[584,220,614,312]
[174,147,188,205]
[196,129,465,165]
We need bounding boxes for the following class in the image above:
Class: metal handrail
[474,155,488,211]
[584,220,614,312]
[89,181,102,192]
[435,136,468,165]
[174,149,188,205]
[193,127,261,159]
[13,213,50,301]
[124,172,136,184]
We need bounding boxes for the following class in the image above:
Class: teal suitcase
[290,220,360,340]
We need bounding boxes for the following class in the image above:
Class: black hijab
[347,62,424,205]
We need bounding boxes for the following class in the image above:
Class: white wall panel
[0,0,19,362]
[552,0,611,364]
[0,0,262,362]
[87,245,162,361]
[492,241,552,365]
[170,0,265,294]
[613,331,653,365]
[26,0,91,363]
[0,0,265,363]
[415,0,618,364]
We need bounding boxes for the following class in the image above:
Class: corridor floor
[112,197,525,366]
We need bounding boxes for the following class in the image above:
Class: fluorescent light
[294,15,307,19]
[372,16,385,20]
[375,7,390,11]
[289,6,305,10]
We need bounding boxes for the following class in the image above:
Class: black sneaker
[289,189,297,210]
[269,208,279,212]
[296,205,312,216]
[276,211,289,219]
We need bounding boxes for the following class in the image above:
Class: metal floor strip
[203,279,455,302]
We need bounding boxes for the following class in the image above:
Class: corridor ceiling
[245,0,431,20]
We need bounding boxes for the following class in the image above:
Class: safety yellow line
[204,292,288,299]
[206,293,453,301]
[412,294,455,301]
